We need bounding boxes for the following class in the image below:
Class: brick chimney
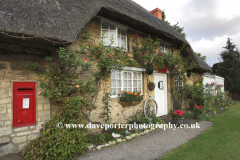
[150,8,163,20]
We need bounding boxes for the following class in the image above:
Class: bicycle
[143,75,158,118]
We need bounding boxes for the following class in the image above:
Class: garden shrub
[22,117,89,160]
[86,133,105,145]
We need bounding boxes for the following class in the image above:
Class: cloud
[178,0,240,42]
[183,15,240,42]
[132,0,240,67]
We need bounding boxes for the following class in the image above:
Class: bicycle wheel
[143,98,158,118]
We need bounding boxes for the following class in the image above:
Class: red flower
[110,55,113,58]
[116,127,119,129]
[160,39,162,41]
[135,34,138,38]
[142,52,145,55]
[118,130,120,132]
[160,53,163,56]
[201,108,204,110]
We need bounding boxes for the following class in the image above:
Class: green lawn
[159,102,240,160]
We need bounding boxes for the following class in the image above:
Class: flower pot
[146,63,153,75]
[148,85,155,91]
[194,112,203,119]
[118,101,141,107]
[172,118,184,126]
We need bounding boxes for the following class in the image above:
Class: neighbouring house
[0,0,211,156]
[203,72,224,92]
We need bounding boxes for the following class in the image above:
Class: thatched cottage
[0,0,211,156]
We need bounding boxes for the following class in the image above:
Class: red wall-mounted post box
[13,82,36,127]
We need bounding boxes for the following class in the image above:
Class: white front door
[154,73,167,117]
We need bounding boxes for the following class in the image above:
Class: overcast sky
[132,0,240,67]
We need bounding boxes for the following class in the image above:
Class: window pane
[160,44,164,52]
[118,34,121,47]
[109,30,116,45]
[111,80,116,87]
[133,80,137,87]
[133,88,137,92]
[128,80,132,87]
[121,30,126,36]
[165,44,170,54]
[123,80,127,87]
[123,72,127,80]
[133,73,137,79]
[137,87,141,92]
[138,73,141,79]
[179,81,182,86]
[121,37,126,46]
[116,71,121,79]
[137,80,141,88]
[116,88,121,95]
[118,29,121,35]
[102,30,109,44]
[175,81,178,86]
[111,88,116,95]
[110,24,116,30]
[117,80,121,87]
[102,23,108,29]
[128,73,132,79]
[111,70,116,79]
[127,88,132,92]
[124,88,127,91]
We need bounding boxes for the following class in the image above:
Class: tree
[212,38,240,93]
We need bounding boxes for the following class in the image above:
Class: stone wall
[68,17,204,124]
[0,36,56,156]
[69,17,155,127]
[0,15,205,155]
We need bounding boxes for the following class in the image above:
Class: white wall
[202,74,224,92]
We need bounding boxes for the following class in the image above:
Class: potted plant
[193,104,204,119]
[148,81,156,91]
[118,91,144,107]
[146,63,153,75]
[171,110,184,125]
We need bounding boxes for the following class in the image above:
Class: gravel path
[77,121,213,160]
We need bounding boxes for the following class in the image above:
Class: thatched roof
[0,0,185,43]
[0,0,211,72]
[182,46,212,72]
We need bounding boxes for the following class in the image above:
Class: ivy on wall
[22,32,195,159]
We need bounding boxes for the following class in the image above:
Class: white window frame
[175,75,183,90]
[100,17,128,50]
[110,67,144,98]
[160,42,172,54]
